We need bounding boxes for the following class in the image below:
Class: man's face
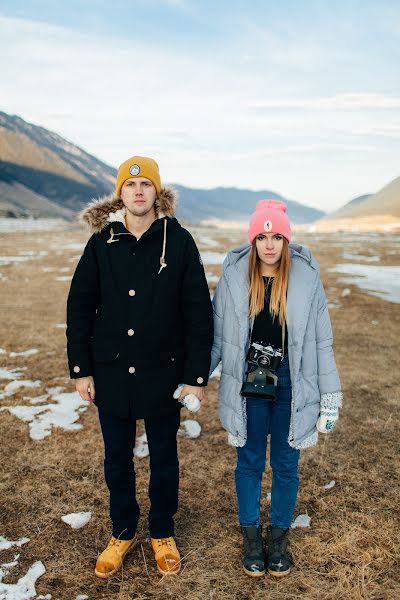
[120,177,157,217]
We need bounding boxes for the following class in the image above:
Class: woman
[210,200,342,578]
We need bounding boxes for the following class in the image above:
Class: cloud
[0,14,398,212]
[250,94,400,112]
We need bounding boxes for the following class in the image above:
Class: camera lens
[258,355,270,367]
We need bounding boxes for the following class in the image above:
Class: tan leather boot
[151,537,181,575]
[95,535,137,578]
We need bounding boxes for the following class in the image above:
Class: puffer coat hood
[79,186,178,233]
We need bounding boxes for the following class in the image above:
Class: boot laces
[156,537,173,549]
[109,538,125,548]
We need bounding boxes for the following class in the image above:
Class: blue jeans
[235,356,300,529]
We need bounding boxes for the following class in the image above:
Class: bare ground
[0,225,399,600]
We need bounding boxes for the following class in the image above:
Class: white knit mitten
[316,392,342,433]
[173,384,201,413]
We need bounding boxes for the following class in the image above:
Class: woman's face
[255,233,284,271]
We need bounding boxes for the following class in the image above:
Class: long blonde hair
[248,238,290,325]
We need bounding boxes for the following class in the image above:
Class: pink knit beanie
[248,200,291,244]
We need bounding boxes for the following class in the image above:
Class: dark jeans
[98,407,181,540]
[235,356,300,529]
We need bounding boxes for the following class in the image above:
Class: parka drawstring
[158,218,168,275]
[107,218,168,275]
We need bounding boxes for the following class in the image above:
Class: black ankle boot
[241,526,265,577]
[266,526,291,577]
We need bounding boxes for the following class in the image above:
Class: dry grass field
[0,222,399,600]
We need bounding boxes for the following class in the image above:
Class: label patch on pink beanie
[264,220,272,232]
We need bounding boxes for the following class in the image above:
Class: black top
[251,277,288,355]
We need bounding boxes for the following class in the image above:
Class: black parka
[66,187,214,419]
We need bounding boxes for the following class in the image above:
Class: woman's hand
[75,376,95,402]
[178,384,205,402]
[316,409,339,433]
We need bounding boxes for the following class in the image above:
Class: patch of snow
[205,272,219,284]
[134,433,149,458]
[178,420,202,439]
[323,480,336,490]
[0,367,27,380]
[55,276,72,282]
[342,253,380,262]
[0,560,45,599]
[341,288,351,297]
[198,236,219,248]
[0,219,74,233]
[61,512,91,529]
[0,537,29,551]
[371,320,379,325]
[328,264,400,303]
[46,386,65,395]
[0,391,89,440]
[56,242,84,251]
[0,380,41,398]
[291,513,311,529]
[0,554,20,579]
[75,595,88,600]
[0,348,6,354]
[327,302,341,309]
[18,251,48,257]
[9,349,39,358]
[55,324,67,329]
[200,251,226,265]
[266,491,271,502]
[25,395,50,405]
[210,364,221,379]
[0,256,34,266]
[0,252,48,266]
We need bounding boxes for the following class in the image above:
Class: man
[66,155,213,578]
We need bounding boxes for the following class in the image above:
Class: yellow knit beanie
[115,155,161,197]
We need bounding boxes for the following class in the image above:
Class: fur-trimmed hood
[79,186,178,234]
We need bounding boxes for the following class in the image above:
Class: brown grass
[0,224,399,600]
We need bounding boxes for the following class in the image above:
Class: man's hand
[178,384,205,402]
[75,376,95,402]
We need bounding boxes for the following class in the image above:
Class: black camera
[240,342,283,400]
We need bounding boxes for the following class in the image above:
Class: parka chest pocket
[92,346,120,363]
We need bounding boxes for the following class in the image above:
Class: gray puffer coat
[210,243,342,449]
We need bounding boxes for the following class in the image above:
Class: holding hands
[173,383,204,412]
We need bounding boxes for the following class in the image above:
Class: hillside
[0,111,325,224]
[325,177,400,220]
[0,111,115,216]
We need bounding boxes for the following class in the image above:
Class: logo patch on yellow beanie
[129,164,140,176]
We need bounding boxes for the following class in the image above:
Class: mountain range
[0,111,324,224]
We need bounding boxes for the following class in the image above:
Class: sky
[1,0,400,213]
